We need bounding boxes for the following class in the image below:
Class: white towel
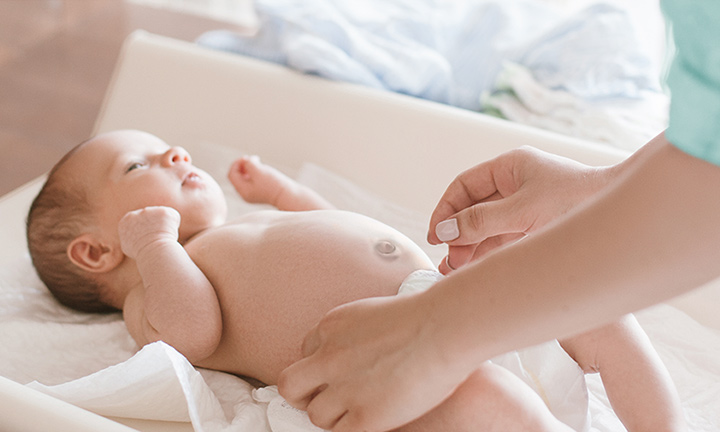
[482,62,669,150]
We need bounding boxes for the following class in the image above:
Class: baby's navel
[374,240,399,259]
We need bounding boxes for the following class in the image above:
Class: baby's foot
[228,155,292,206]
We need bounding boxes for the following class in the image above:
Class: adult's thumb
[436,199,522,246]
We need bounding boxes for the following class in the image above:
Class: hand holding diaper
[279,292,466,432]
[427,145,614,273]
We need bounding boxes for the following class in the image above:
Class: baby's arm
[119,206,222,363]
[228,156,334,211]
[559,315,685,432]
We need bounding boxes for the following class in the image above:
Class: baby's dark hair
[26,142,117,313]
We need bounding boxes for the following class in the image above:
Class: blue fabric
[198,0,659,111]
[662,0,720,166]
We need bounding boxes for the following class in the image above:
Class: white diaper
[254,269,589,432]
[253,386,323,432]
[491,343,590,431]
[397,268,445,295]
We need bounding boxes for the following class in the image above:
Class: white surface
[127,0,259,29]
[0,375,137,432]
[1,31,719,431]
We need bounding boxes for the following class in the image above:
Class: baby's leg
[559,315,685,432]
[394,362,573,432]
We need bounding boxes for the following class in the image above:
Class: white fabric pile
[198,0,669,151]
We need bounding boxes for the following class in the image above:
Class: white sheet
[1,140,719,431]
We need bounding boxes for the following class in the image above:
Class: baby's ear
[67,234,124,273]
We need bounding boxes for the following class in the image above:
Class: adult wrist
[417,272,496,378]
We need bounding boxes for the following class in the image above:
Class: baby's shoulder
[182,212,278,255]
[183,224,235,250]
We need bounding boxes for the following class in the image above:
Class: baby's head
[27,130,228,312]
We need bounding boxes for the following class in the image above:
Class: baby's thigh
[394,362,573,432]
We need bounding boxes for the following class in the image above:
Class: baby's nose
[163,147,191,166]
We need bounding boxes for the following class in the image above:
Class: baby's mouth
[182,172,202,187]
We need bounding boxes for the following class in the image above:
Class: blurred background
[0,0,664,197]
[0,0,256,196]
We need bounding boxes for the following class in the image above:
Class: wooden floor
[0,0,245,197]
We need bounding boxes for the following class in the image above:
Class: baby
[27,130,684,431]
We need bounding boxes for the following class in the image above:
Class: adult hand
[428,146,610,273]
[278,292,469,432]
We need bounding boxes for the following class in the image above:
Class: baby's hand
[119,206,181,259]
[228,155,291,206]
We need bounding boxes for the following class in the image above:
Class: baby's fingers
[228,156,250,180]
[118,207,180,257]
[228,155,264,191]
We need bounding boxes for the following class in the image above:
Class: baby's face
[65,130,227,242]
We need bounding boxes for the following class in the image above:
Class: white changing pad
[2,141,719,431]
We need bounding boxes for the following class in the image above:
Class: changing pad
[2,141,719,431]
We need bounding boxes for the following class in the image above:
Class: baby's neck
[180,226,217,246]
[102,257,145,310]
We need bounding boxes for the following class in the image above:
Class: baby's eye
[126,162,144,173]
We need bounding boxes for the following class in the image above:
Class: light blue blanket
[198,0,659,112]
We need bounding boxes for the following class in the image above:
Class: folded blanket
[482,62,669,151]
[198,0,660,113]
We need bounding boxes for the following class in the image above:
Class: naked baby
[27,130,685,431]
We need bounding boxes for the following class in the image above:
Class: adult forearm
[428,136,720,369]
[604,131,668,182]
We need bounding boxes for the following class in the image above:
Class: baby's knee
[559,314,642,374]
[460,362,512,401]
[454,363,572,431]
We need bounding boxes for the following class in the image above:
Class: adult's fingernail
[436,219,459,242]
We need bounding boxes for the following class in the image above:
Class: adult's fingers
[463,232,526,260]
[280,314,340,411]
[304,386,349,430]
[428,165,505,245]
[277,356,325,411]
[435,197,530,247]
[439,233,526,274]
[438,245,475,274]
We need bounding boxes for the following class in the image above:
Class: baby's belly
[188,210,433,384]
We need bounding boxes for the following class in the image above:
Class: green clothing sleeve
[662,0,720,166]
